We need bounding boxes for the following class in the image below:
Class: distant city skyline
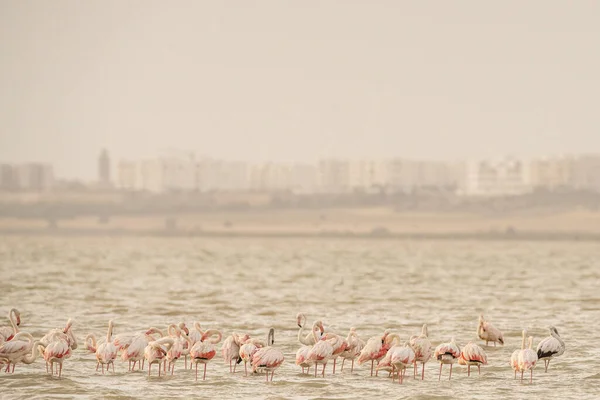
[2,1,599,180]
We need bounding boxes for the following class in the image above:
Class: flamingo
[296,313,323,345]
[306,321,335,377]
[190,328,222,381]
[42,335,72,378]
[339,327,365,373]
[165,325,192,375]
[120,327,164,371]
[409,324,432,380]
[389,342,416,384]
[145,337,174,377]
[459,342,488,376]
[519,336,538,383]
[120,328,162,371]
[434,337,461,380]
[320,332,347,374]
[477,314,504,346]
[251,328,285,382]
[222,332,250,373]
[240,338,262,376]
[177,322,191,368]
[536,326,565,372]
[357,330,396,377]
[511,329,527,379]
[295,344,313,375]
[87,320,118,374]
[0,308,21,342]
[40,318,78,374]
[0,332,42,373]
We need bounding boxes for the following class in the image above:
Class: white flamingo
[86,320,118,374]
[190,328,222,381]
[511,329,527,379]
[536,326,565,372]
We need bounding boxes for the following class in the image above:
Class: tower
[98,148,111,186]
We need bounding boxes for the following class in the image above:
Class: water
[1,236,599,399]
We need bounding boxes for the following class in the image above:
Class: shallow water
[1,236,599,399]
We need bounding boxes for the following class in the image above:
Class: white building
[461,158,531,196]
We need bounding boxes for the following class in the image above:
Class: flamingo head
[550,326,559,336]
[63,318,73,333]
[178,322,189,336]
[296,313,305,328]
[15,311,21,326]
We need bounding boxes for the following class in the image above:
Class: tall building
[530,156,574,190]
[0,164,17,191]
[98,148,111,186]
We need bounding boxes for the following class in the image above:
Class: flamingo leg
[271,370,275,382]
[422,362,425,380]
[545,359,550,372]
[229,359,232,373]
[351,359,354,373]
[171,362,174,376]
[392,364,396,381]
[399,367,403,384]
[467,364,470,377]
[530,369,533,383]
[521,370,524,381]
[203,363,207,380]
[59,362,62,378]
[46,362,48,373]
[158,362,161,377]
[413,362,417,379]
[478,364,481,375]
[195,363,198,381]
[341,358,345,372]
[370,360,374,377]
[148,363,151,376]
[314,363,317,377]
[322,363,326,377]
[96,362,99,372]
[438,363,442,381]
[514,369,516,379]
[449,363,453,380]
[332,358,336,374]
[142,359,145,370]
[244,361,248,376]
[185,355,187,370]
[266,369,269,382]
[112,362,115,373]
[233,361,237,373]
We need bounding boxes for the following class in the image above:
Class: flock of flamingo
[0,309,566,384]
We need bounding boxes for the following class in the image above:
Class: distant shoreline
[1,227,599,241]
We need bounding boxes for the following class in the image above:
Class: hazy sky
[1,1,599,179]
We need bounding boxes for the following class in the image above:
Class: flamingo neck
[9,309,19,334]
[521,330,527,349]
[21,341,42,364]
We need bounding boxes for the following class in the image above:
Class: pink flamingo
[145,337,174,377]
[409,324,432,380]
[0,308,21,343]
[477,314,504,346]
[240,339,262,376]
[389,342,416,384]
[511,329,527,379]
[187,322,205,369]
[222,332,250,373]
[536,326,565,372]
[306,322,338,377]
[0,332,42,373]
[434,337,461,380]
[86,320,118,374]
[295,344,313,374]
[190,328,222,381]
[251,328,284,382]
[339,327,365,373]
[357,330,396,377]
[459,342,488,376]
[40,318,78,374]
[320,332,347,374]
[518,336,538,383]
[165,325,192,375]
[117,327,163,371]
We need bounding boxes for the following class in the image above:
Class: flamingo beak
[16,316,21,326]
